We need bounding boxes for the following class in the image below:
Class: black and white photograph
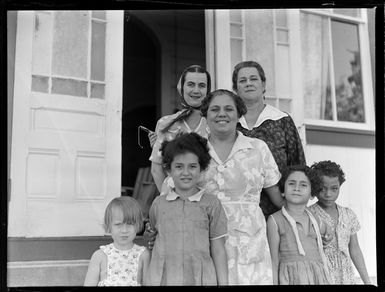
[4,1,383,289]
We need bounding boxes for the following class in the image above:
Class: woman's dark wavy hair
[160,132,211,172]
[278,164,323,198]
[232,60,266,92]
[160,65,211,134]
[310,160,346,185]
[200,89,247,118]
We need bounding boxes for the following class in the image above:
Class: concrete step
[8,260,89,286]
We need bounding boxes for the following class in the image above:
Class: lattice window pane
[31,75,49,93]
[275,9,287,27]
[230,25,242,38]
[52,78,87,97]
[52,11,89,78]
[333,8,361,18]
[91,83,105,99]
[278,99,291,113]
[32,12,52,75]
[230,10,242,23]
[277,29,289,43]
[231,38,243,70]
[91,20,106,81]
[331,20,365,122]
[276,45,291,98]
[92,11,106,20]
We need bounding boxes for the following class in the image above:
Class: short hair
[104,196,143,234]
[160,132,211,172]
[310,160,346,185]
[180,65,211,97]
[232,60,266,92]
[279,164,323,198]
[200,89,247,118]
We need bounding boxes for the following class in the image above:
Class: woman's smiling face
[206,93,239,135]
[182,72,208,108]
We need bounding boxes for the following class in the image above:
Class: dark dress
[237,104,306,218]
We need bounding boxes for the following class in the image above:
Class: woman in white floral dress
[200,89,284,285]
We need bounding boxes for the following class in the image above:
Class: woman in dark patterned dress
[232,61,306,219]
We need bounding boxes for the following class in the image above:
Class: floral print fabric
[237,105,306,218]
[97,243,146,286]
[203,132,281,285]
[309,203,361,284]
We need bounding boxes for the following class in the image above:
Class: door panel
[9,11,123,237]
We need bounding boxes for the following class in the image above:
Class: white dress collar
[239,104,288,129]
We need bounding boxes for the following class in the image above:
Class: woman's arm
[84,250,103,286]
[137,248,151,286]
[151,162,166,192]
[264,185,284,209]
[267,215,280,285]
[349,234,371,284]
[210,236,228,285]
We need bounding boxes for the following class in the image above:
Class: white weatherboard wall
[306,144,376,283]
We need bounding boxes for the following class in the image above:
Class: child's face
[168,152,201,196]
[284,171,311,205]
[109,207,137,249]
[317,175,340,208]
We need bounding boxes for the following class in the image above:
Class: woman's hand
[143,221,157,250]
[148,132,157,148]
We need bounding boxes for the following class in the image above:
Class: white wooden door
[8,11,124,237]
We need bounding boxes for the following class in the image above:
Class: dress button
[217,165,225,172]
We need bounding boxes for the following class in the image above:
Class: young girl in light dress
[146,132,228,286]
[267,165,332,285]
[309,160,371,284]
[84,196,150,286]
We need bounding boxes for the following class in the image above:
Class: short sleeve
[347,207,361,235]
[259,140,281,188]
[207,196,228,240]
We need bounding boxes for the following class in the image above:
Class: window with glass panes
[300,9,368,124]
[31,11,106,99]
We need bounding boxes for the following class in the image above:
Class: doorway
[121,12,160,190]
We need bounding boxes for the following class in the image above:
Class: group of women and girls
[84,62,371,286]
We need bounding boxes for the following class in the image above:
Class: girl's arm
[349,234,371,284]
[210,236,228,285]
[137,249,151,286]
[264,185,285,209]
[84,250,104,286]
[151,162,165,192]
[267,215,280,285]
